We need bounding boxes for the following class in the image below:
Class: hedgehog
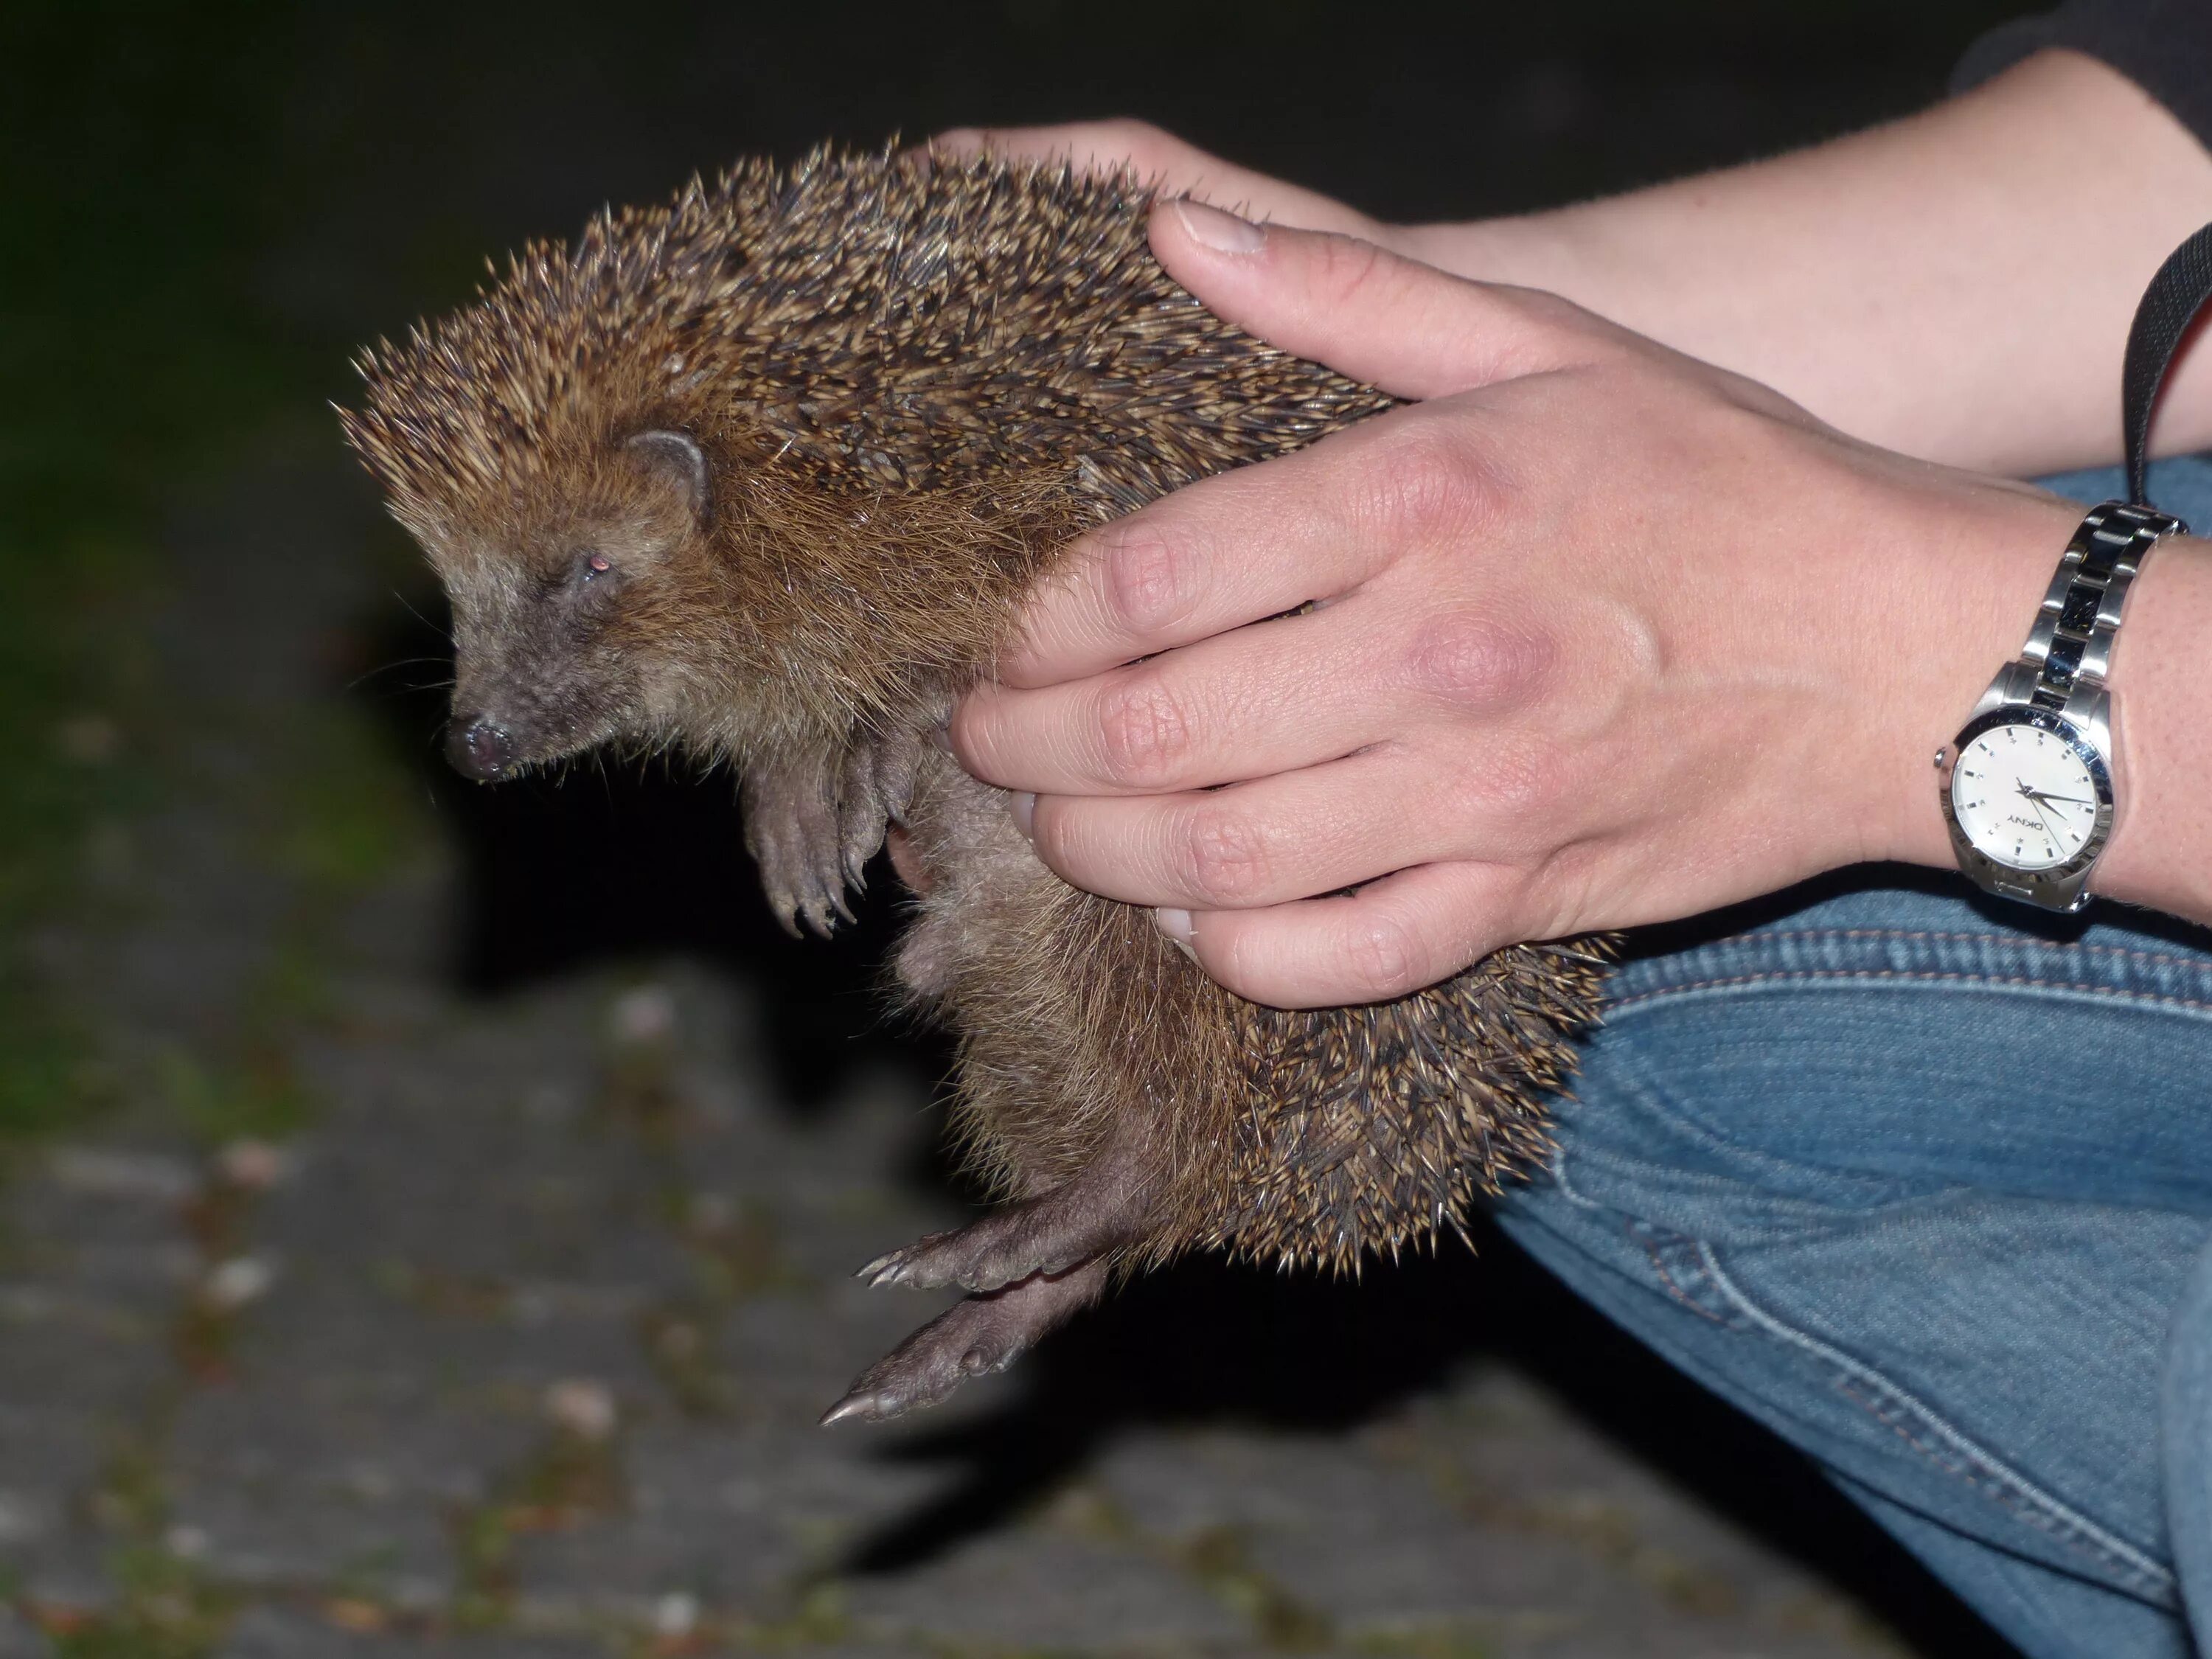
[340,145,1611,1425]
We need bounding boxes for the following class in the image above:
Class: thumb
[1149,198,1603,400]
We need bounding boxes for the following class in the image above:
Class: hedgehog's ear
[624,430,711,526]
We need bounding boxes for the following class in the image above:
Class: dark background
[3,0,2043,1070]
[1,3,2052,1655]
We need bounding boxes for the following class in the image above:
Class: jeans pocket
[1610,1202,2178,1607]
[1506,1089,2196,1611]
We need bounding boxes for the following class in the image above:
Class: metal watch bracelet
[1941,499,2188,913]
[2016,501,2180,713]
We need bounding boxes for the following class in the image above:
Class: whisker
[389,588,452,644]
[347,657,454,694]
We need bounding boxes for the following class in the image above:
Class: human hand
[936,65,2212,479]
[947,200,2081,1009]
[928,119,1408,251]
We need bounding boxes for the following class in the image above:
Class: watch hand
[2024,788,2094,807]
[2006,780,2066,841]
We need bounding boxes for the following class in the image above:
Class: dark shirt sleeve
[1954,0,2212,153]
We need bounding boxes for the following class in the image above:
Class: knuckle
[1491,285,1617,369]
[1358,419,1491,545]
[1695,376,1801,450]
[1096,523,1203,638]
[1020,792,1073,866]
[1403,609,1555,712]
[1175,804,1273,905]
[1310,231,1396,313]
[1093,117,1179,167]
[1199,915,1310,1009]
[1343,907,1426,998]
[1512,284,1595,337]
[945,698,1003,779]
[1521,850,1595,943]
[1198,922,1270,1004]
[1092,674,1192,785]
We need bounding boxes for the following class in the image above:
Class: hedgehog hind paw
[858,1207,1114,1295]
[856,1138,1158,1293]
[820,1258,1109,1426]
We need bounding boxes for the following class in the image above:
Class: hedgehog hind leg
[742,725,923,936]
[855,1122,1158,1295]
[819,1257,1110,1426]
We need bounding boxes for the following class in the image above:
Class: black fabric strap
[2123,221,2212,507]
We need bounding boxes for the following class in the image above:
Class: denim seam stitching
[1829,1376,2175,1603]
[1547,1143,1599,1209]
[1631,1222,1737,1327]
[1745,927,2212,977]
[1554,1155,1750,1329]
[1692,1239,2177,1599]
[1607,968,2212,1018]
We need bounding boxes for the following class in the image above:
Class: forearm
[1404,51,2212,476]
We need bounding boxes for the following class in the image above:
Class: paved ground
[0,434,2010,1659]
[0,959,1919,1659]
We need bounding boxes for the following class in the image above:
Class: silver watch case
[1938,665,2115,914]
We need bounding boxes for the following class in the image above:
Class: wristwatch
[1938,500,2186,913]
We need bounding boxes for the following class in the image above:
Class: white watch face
[1951,721,2102,872]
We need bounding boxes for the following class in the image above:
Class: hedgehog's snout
[445,715,517,782]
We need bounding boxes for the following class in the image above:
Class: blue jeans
[1493,458,2212,1659]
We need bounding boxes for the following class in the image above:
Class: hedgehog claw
[855,1247,909,1286]
[856,1224,1085,1295]
[799,893,842,939]
[818,1391,888,1427]
[852,1134,1158,1294]
[820,1257,1110,1425]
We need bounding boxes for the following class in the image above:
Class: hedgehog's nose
[446,716,517,782]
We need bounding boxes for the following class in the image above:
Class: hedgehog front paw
[819,1257,1108,1425]
[743,748,846,938]
[742,726,922,936]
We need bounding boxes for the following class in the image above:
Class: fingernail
[1172,198,1266,255]
[1009,790,1035,840]
[928,128,987,159]
[1152,907,1197,961]
[928,723,955,754]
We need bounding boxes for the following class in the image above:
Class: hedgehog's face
[439,431,716,781]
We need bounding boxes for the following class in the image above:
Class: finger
[993,394,1504,689]
[958,588,1415,796]
[1024,746,1475,912]
[1166,861,1526,1010]
[991,437,1385,689]
[1150,199,1614,401]
[928,120,1387,240]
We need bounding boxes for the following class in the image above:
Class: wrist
[1888,493,2212,928]
[2090,534,2212,921]
[1868,483,2089,876]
